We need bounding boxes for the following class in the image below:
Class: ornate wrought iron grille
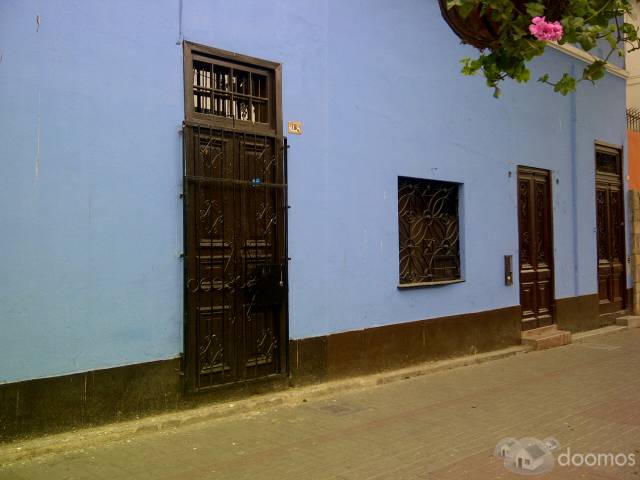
[398,177,461,285]
[627,107,640,132]
[183,125,287,390]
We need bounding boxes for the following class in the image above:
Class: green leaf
[583,61,606,83]
[605,33,618,50]
[554,74,577,95]
[525,2,545,17]
[578,37,596,51]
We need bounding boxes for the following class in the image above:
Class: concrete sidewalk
[1,329,639,479]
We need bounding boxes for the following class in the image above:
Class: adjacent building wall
[626,4,640,316]
[630,191,640,314]
[626,2,640,109]
[0,0,629,387]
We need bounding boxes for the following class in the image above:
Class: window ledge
[397,279,464,289]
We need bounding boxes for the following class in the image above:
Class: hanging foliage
[440,0,640,97]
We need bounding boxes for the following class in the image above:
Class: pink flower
[529,16,563,42]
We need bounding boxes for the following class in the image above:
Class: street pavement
[1,329,639,479]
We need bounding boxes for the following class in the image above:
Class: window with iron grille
[183,42,280,135]
[398,177,461,285]
[192,59,269,122]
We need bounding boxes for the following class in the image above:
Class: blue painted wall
[0,0,629,383]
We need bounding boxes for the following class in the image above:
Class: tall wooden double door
[518,167,555,331]
[595,146,626,314]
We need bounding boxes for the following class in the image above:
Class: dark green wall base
[0,358,182,442]
[555,290,631,333]
[0,359,293,443]
[555,293,601,332]
[0,306,521,442]
[289,305,522,386]
[4,295,617,442]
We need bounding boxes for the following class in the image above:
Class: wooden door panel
[612,260,625,303]
[536,279,554,327]
[520,282,536,317]
[518,167,555,331]
[197,306,233,376]
[537,282,553,305]
[598,268,610,303]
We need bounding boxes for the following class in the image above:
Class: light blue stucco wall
[0,0,629,383]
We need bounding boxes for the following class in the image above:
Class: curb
[572,325,628,342]
[0,344,530,465]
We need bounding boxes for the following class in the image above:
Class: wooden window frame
[595,142,623,177]
[183,41,282,138]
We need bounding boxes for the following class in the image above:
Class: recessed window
[398,177,461,286]
[186,45,273,129]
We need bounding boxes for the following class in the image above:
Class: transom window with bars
[596,149,621,175]
[193,60,269,123]
[398,177,461,286]
[184,43,278,133]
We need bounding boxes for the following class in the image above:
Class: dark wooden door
[184,126,287,390]
[518,167,555,331]
[595,146,626,314]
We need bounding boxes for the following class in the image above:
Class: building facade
[0,0,631,439]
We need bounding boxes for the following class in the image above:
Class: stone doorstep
[521,324,572,350]
[521,324,559,337]
[616,315,640,329]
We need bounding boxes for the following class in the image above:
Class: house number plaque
[288,121,302,135]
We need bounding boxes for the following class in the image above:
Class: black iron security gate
[183,125,288,390]
[181,42,287,390]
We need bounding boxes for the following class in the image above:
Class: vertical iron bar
[209,63,214,116]
[181,124,189,389]
[208,126,214,387]
[268,135,273,374]
[231,130,237,382]
[283,136,289,376]
[242,131,247,379]
[195,125,201,388]
[218,128,224,386]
